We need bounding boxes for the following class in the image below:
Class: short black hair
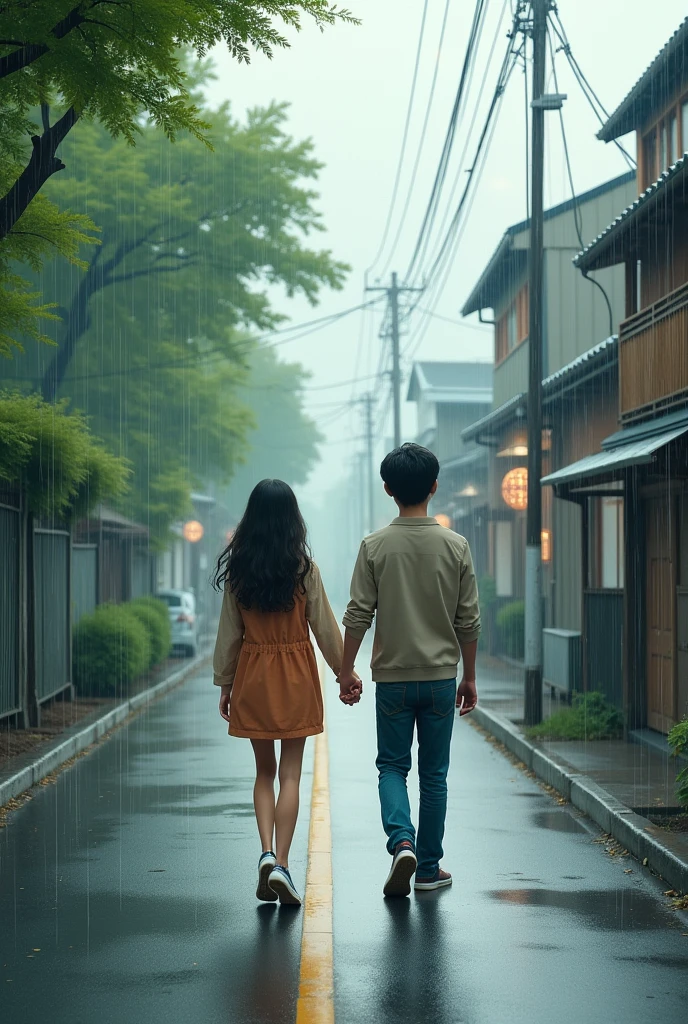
[380,443,439,506]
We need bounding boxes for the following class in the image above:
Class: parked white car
[157,589,198,657]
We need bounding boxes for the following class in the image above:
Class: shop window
[660,121,668,171]
[588,497,624,589]
[682,101,688,157]
[644,129,657,184]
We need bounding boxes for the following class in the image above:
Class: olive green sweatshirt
[342,517,481,683]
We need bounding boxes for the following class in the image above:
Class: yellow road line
[295,665,334,1024]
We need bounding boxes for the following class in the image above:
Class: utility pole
[361,393,376,534]
[524,0,563,725]
[365,272,423,447]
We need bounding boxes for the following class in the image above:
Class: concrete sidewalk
[475,655,688,893]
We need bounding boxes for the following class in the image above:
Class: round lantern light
[501,468,528,511]
[182,519,204,543]
[434,513,452,529]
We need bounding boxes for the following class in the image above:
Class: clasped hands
[338,670,362,706]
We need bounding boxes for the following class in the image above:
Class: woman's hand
[219,685,232,723]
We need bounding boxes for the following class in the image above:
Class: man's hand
[338,670,362,706]
[218,685,232,723]
[457,676,477,716]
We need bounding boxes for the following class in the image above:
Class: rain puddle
[488,888,675,930]
[531,809,587,833]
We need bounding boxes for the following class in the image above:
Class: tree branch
[106,263,197,285]
[0,5,86,79]
[0,106,78,240]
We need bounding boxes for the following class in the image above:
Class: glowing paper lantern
[501,468,528,511]
[182,520,204,543]
[434,514,452,529]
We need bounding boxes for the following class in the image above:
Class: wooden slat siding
[619,280,688,419]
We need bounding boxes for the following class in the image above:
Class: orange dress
[213,563,343,740]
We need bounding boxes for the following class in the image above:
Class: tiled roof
[598,18,688,142]
[543,336,618,391]
[461,337,619,443]
[574,155,688,271]
[407,361,493,403]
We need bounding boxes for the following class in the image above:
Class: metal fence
[72,544,98,625]
[0,490,21,721]
[34,522,71,703]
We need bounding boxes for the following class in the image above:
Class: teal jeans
[375,679,457,879]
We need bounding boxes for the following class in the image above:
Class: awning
[541,425,688,489]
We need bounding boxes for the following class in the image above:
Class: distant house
[407,361,492,576]
[544,18,688,735]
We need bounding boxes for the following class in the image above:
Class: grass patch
[526,692,623,741]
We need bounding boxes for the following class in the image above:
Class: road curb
[0,649,212,810]
[472,704,688,895]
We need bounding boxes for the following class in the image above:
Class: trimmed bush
[129,597,171,666]
[526,691,623,742]
[73,604,150,696]
[668,717,688,810]
[496,600,525,660]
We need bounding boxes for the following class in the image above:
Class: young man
[339,443,480,896]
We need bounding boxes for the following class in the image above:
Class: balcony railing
[619,280,688,421]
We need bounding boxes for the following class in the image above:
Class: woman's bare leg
[274,737,307,868]
[251,739,277,853]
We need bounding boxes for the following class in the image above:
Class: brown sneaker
[414,868,452,892]
[383,841,417,897]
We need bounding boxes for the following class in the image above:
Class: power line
[547,20,614,338]
[403,0,491,286]
[548,8,636,171]
[377,0,452,280]
[366,0,430,275]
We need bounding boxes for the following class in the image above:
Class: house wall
[436,403,491,464]
[546,381,620,631]
[493,342,529,407]
[640,203,688,305]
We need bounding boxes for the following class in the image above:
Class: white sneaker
[268,865,302,906]
[383,841,417,897]
[256,851,278,902]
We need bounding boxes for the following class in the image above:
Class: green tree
[0,1,357,238]
[37,98,347,398]
[1,91,347,540]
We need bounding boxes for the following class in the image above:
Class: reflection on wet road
[0,669,310,1024]
[1,664,687,1023]
[328,679,688,1024]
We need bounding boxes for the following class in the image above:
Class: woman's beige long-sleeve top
[212,563,343,740]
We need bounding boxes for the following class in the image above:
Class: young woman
[213,479,345,906]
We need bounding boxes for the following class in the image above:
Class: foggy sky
[206,1,687,504]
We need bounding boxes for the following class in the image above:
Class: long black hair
[213,479,312,612]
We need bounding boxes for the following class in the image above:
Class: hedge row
[73,597,171,696]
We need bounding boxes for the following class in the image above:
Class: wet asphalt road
[328,674,688,1024]
[0,668,311,1024]
[1,663,687,1024]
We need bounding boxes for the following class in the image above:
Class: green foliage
[478,575,497,609]
[0,391,128,515]
[0,173,99,356]
[2,91,348,540]
[0,2,357,342]
[496,600,525,660]
[73,603,150,696]
[526,691,624,742]
[129,597,171,666]
[668,717,688,810]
